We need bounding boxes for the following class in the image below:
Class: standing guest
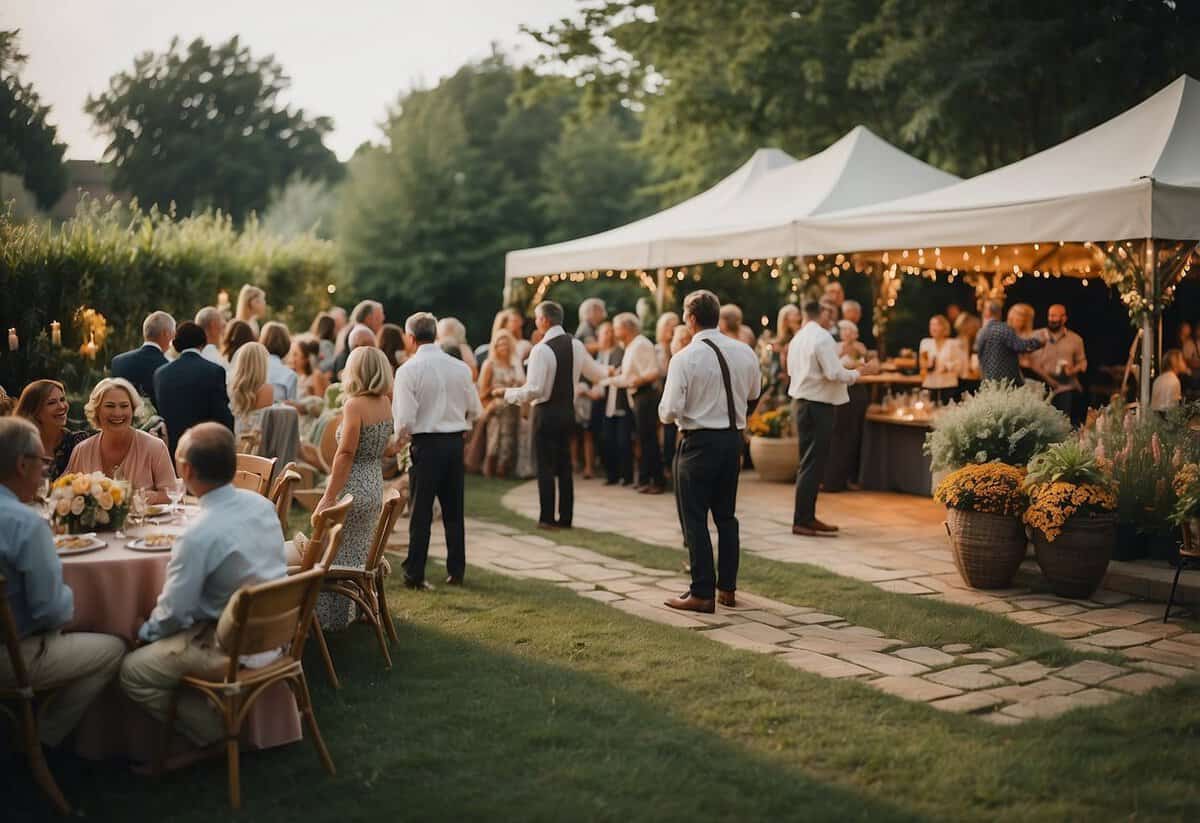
[575,298,607,355]
[260,321,298,403]
[437,317,478,378]
[153,321,235,457]
[838,320,867,367]
[842,299,863,328]
[919,314,965,404]
[611,312,664,494]
[1030,304,1088,425]
[1152,349,1191,412]
[671,324,693,354]
[760,304,801,413]
[954,312,983,392]
[193,306,227,368]
[329,306,348,337]
[393,313,481,588]
[477,330,524,478]
[976,299,1047,385]
[572,300,607,476]
[660,290,760,613]
[719,303,757,346]
[119,423,286,750]
[15,379,89,480]
[235,284,267,336]
[220,319,256,364]
[226,342,275,445]
[67,378,175,503]
[1182,321,1200,371]
[336,326,377,381]
[1008,302,1039,378]
[592,321,632,486]
[310,312,338,372]
[788,300,863,537]
[111,311,174,404]
[946,303,963,326]
[376,323,406,368]
[0,417,125,748]
[655,312,681,474]
[823,281,846,317]
[504,301,610,530]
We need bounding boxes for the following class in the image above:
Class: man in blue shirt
[119,423,286,746]
[0,417,125,746]
[975,299,1048,384]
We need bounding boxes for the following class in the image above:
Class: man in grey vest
[505,301,612,529]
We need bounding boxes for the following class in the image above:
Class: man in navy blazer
[153,322,235,457]
[111,311,175,406]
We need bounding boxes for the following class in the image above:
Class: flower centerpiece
[51,472,129,534]
[1023,440,1119,598]
[747,407,797,482]
[1170,462,1200,556]
[934,462,1028,588]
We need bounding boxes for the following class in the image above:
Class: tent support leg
[1139,238,1155,414]
[655,268,667,314]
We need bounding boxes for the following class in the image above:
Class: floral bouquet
[51,472,129,534]
[934,462,1027,516]
[747,407,792,438]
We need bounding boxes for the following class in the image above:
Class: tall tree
[0,29,67,210]
[86,36,341,222]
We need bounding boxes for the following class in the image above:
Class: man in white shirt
[120,423,286,747]
[393,312,482,588]
[610,312,664,493]
[788,300,862,537]
[505,301,611,529]
[194,305,228,368]
[659,290,760,614]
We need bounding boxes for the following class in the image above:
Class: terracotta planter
[944,508,1027,589]
[1032,512,1118,598]
[749,436,798,483]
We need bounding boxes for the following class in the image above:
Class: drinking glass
[167,478,186,516]
[38,478,52,524]
[112,480,132,539]
[129,488,148,532]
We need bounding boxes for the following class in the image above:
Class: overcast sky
[3,0,580,160]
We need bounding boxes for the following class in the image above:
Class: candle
[82,333,98,359]
[7,328,16,351]
[50,320,61,346]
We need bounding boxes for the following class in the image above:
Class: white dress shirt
[612,334,660,406]
[201,343,227,368]
[658,329,760,430]
[787,321,859,405]
[393,343,483,435]
[1151,371,1182,411]
[139,484,286,645]
[504,325,610,406]
[919,337,965,389]
[266,354,298,402]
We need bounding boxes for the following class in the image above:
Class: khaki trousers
[119,624,227,746]
[0,630,125,746]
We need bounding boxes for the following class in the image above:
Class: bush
[924,381,1071,471]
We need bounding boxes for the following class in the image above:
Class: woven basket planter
[1031,512,1118,599]
[749,436,798,483]
[944,508,1027,589]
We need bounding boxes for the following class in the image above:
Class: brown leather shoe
[536,522,560,531]
[639,485,665,495]
[716,589,736,608]
[445,576,463,586]
[810,518,839,533]
[663,592,715,614]
[794,521,837,537]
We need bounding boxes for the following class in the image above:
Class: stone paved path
[390,514,1200,725]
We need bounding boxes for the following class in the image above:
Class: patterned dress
[317,418,393,631]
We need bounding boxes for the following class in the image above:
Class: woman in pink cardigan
[66,377,177,504]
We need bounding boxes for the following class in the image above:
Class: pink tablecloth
[62,535,302,760]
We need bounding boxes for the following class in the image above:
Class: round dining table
[60,508,302,760]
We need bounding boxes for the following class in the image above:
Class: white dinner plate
[55,535,106,555]
[127,535,176,553]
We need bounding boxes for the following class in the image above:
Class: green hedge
[0,198,346,394]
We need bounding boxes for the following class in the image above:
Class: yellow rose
[97,492,114,511]
[110,485,124,505]
[100,478,112,491]
[55,498,71,517]
[71,476,90,495]
[70,496,86,516]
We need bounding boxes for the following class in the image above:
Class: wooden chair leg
[22,703,70,814]
[377,574,399,645]
[368,605,393,670]
[292,672,336,775]
[224,700,242,809]
[311,615,340,689]
[155,689,181,777]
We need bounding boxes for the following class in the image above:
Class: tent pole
[655,268,666,314]
[1139,238,1155,414]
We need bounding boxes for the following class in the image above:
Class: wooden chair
[268,462,302,535]
[0,575,71,814]
[322,489,404,669]
[159,569,335,809]
[291,496,353,688]
[234,454,277,496]
[236,429,261,456]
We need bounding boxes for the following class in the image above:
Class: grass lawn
[6,477,1200,821]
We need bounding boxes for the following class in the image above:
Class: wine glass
[129,487,148,533]
[38,477,52,524]
[167,478,186,516]
[113,480,132,539]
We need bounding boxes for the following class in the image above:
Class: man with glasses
[0,417,125,749]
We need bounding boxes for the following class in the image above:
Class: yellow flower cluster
[1024,482,1118,542]
[748,408,790,438]
[1173,463,1200,499]
[934,463,1026,516]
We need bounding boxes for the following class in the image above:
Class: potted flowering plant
[747,407,797,482]
[934,462,1028,588]
[1023,440,1119,598]
[51,471,130,534]
[1170,462,1200,556]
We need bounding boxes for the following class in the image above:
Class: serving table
[856,408,935,497]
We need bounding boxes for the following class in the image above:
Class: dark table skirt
[857,417,933,496]
[822,384,870,492]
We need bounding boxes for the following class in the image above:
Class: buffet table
[857,409,935,496]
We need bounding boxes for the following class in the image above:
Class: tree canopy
[86,36,342,222]
[0,29,67,210]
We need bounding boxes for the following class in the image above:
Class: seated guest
[15,379,90,480]
[0,417,125,748]
[236,284,267,336]
[592,322,632,486]
[310,312,338,373]
[260,321,298,402]
[286,336,327,443]
[1030,304,1087,425]
[838,320,868,368]
[334,325,376,381]
[841,299,862,328]
[1152,349,1191,412]
[227,342,275,445]
[919,314,965,404]
[67,378,176,503]
[193,306,227,368]
[720,303,757,346]
[478,330,524,478]
[220,319,256,364]
[119,423,286,748]
[153,321,235,457]
[437,317,478,378]
[111,311,175,405]
[376,323,406,368]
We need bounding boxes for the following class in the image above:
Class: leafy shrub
[1025,439,1110,488]
[934,462,1027,516]
[924,381,1071,471]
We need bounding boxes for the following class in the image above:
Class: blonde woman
[437,316,478,378]
[493,308,532,363]
[227,342,274,444]
[478,330,524,477]
[66,378,176,503]
[236,284,267,336]
[920,314,965,403]
[314,346,394,631]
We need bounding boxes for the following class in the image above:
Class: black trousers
[602,413,633,484]
[662,422,678,468]
[674,429,742,599]
[792,399,835,525]
[404,433,466,583]
[634,389,664,487]
[534,405,574,526]
[1051,389,1085,427]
